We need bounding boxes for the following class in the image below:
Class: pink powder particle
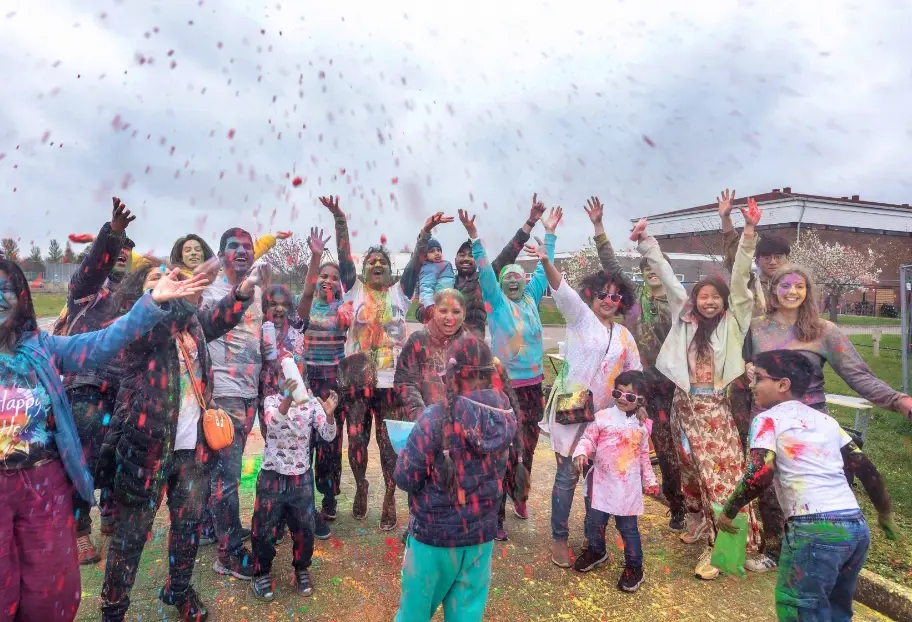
[227,128,235,139]
[291,176,302,187]
[391,177,399,185]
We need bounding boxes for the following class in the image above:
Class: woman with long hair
[741,264,912,573]
[98,263,258,621]
[527,236,641,568]
[393,332,517,621]
[633,202,761,581]
[338,212,448,530]
[0,259,206,621]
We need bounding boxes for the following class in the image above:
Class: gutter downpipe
[796,199,807,243]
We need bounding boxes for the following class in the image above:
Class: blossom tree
[789,231,881,322]
[261,235,312,290]
[564,237,600,289]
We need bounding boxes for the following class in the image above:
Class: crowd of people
[0,190,909,621]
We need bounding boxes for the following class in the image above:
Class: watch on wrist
[525,219,536,228]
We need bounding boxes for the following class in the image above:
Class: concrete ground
[74,431,892,621]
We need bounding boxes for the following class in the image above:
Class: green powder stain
[240,455,262,492]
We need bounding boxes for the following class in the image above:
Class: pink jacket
[574,406,657,516]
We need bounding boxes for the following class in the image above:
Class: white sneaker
[695,547,720,580]
[679,512,708,544]
[745,554,778,573]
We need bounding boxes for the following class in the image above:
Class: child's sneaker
[322,496,338,521]
[295,569,314,596]
[212,548,254,580]
[617,566,645,592]
[495,525,508,541]
[314,514,332,540]
[573,549,608,573]
[251,575,275,602]
[745,553,778,573]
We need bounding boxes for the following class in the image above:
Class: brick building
[630,188,912,315]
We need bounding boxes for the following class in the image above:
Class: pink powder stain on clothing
[783,439,811,460]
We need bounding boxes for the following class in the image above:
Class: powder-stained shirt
[261,392,336,476]
[573,406,656,516]
[301,299,348,369]
[202,276,264,399]
[175,332,201,451]
[344,280,411,388]
[0,353,58,469]
[750,400,858,519]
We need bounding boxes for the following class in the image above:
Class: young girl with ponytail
[392,333,517,622]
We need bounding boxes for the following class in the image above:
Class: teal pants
[395,537,494,622]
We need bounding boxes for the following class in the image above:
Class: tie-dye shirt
[344,280,411,388]
[0,352,58,469]
[750,400,858,519]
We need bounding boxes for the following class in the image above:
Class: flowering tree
[789,231,881,322]
[564,237,600,289]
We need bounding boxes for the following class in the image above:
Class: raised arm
[633,220,687,316]
[319,196,356,291]
[490,194,543,276]
[296,227,331,324]
[727,198,760,333]
[717,189,739,274]
[527,236,587,326]
[253,229,293,261]
[49,271,209,373]
[196,280,254,342]
[68,198,133,308]
[525,207,559,305]
[460,210,507,313]
[399,213,452,299]
[585,197,638,294]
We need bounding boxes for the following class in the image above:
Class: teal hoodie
[472,232,556,382]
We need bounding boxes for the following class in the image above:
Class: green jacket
[639,232,757,392]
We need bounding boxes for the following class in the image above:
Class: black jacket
[97,289,251,506]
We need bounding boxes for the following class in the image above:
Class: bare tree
[261,236,312,290]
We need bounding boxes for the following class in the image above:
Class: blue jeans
[583,496,643,567]
[776,509,870,622]
[204,396,255,559]
[550,453,581,541]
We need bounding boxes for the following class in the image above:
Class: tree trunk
[829,305,839,323]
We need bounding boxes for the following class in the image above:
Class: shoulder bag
[554,324,613,425]
[176,334,235,451]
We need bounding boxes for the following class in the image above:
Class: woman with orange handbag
[96,261,258,622]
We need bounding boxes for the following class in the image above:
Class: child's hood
[450,389,517,455]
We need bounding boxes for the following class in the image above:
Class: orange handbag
[176,335,235,451]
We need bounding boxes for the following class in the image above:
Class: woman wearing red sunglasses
[526,237,641,569]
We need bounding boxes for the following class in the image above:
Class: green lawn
[834,315,903,327]
[545,335,912,588]
[32,292,67,318]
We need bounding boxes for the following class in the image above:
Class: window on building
[676,274,685,282]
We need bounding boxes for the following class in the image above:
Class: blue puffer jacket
[394,388,517,548]
[16,293,168,504]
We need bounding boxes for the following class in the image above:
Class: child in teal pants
[392,333,516,622]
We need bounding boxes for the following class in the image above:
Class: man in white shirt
[717,350,899,621]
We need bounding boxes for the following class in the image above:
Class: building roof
[638,188,912,220]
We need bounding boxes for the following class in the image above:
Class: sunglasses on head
[611,389,645,404]
[596,292,622,302]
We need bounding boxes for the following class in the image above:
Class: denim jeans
[204,396,255,560]
[775,510,870,622]
[550,453,581,541]
[251,469,316,576]
[69,388,118,536]
[583,496,643,567]
[101,451,210,621]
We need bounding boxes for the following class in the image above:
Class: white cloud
[1,0,911,262]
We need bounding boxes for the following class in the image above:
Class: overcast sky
[2,0,911,261]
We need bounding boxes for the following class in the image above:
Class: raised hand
[193,257,221,286]
[542,206,563,233]
[878,512,901,541]
[308,227,331,257]
[457,209,478,238]
[275,231,293,240]
[423,211,455,234]
[717,189,736,219]
[319,195,343,216]
[523,237,548,262]
[528,193,546,223]
[739,197,763,228]
[151,269,210,303]
[583,196,604,224]
[319,390,340,416]
[111,197,136,233]
[629,218,648,242]
[238,260,268,298]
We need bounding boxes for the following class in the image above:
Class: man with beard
[438,197,545,335]
[55,197,136,565]
[200,227,267,580]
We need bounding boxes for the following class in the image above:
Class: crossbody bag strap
[175,333,208,411]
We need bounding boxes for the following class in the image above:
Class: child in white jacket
[573,370,658,592]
